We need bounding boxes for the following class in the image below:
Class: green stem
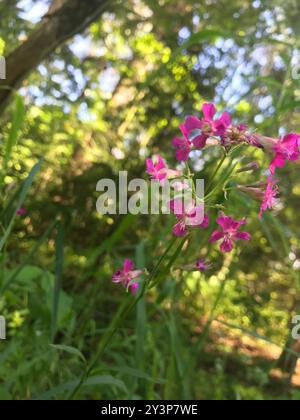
[205,152,227,194]
[148,237,178,286]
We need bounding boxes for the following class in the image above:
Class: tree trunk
[0,0,112,114]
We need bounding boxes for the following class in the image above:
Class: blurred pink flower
[146,155,180,185]
[238,178,280,218]
[146,155,166,183]
[195,258,212,272]
[112,259,142,295]
[184,103,232,139]
[172,124,192,161]
[17,208,27,216]
[259,177,280,218]
[270,134,300,174]
[210,213,251,253]
[169,198,209,237]
[255,133,300,174]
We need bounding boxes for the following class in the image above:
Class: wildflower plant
[71,102,299,399]
[113,102,299,294]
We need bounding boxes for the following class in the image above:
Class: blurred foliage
[0,0,300,400]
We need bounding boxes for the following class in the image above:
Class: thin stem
[148,237,178,286]
[205,152,227,194]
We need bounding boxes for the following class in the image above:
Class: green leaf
[50,344,86,364]
[35,375,127,400]
[3,95,25,173]
[107,366,165,384]
[51,222,64,342]
[133,242,147,394]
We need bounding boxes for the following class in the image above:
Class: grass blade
[51,221,64,342]
[0,159,43,252]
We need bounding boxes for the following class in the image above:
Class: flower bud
[237,185,265,202]
[253,135,277,154]
[237,161,259,173]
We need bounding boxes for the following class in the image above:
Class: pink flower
[184,103,232,140]
[17,208,27,216]
[112,259,143,295]
[172,124,192,161]
[259,177,280,218]
[195,258,212,272]
[146,155,180,185]
[169,198,209,237]
[255,133,300,174]
[270,134,300,174]
[238,178,280,218]
[146,155,167,183]
[210,213,251,253]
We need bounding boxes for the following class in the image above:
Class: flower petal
[234,231,251,241]
[184,116,202,132]
[112,269,123,283]
[216,215,235,231]
[129,282,139,295]
[199,214,210,229]
[179,123,190,138]
[270,155,286,174]
[123,259,134,273]
[172,137,186,148]
[156,155,166,171]
[175,148,190,161]
[129,270,143,280]
[218,112,232,128]
[220,238,234,253]
[173,221,188,237]
[282,133,299,147]
[146,158,155,174]
[193,134,207,149]
[169,199,185,217]
[202,103,216,121]
[210,230,224,243]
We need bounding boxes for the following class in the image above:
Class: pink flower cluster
[113,102,299,291]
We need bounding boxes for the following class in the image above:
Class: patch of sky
[99,67,120,93]
[17,0,49,23]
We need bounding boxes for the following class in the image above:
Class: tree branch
[0,0,112,114]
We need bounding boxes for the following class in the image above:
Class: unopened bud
[237,185,264,202]
[237,161,259,173]
[253,135,277,154]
